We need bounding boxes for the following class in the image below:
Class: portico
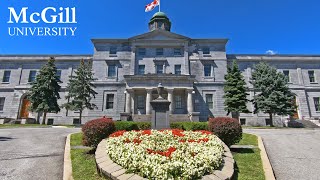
[123,74,198,121]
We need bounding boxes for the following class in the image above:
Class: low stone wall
[95,139,235,180]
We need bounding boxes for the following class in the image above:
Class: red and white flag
[145,0,160,12]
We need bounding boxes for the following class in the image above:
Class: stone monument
[150,83,171,130]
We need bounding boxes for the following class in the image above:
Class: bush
[115,121,151,131]
[82,117,115,149]
[136,122,151,130]
[208,117,242,146]
[170,122,208,131]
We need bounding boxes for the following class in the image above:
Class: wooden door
[20,98,30,118]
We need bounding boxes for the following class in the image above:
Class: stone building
[1,12,320,126]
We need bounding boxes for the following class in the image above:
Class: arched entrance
[19,96,30,119]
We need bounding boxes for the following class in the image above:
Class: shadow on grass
[231,148,255,154]
[0,136,15,142]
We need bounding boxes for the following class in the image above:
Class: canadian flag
[145,0,160,12]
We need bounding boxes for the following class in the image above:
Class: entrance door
[20,98,30,118]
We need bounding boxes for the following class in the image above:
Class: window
[2,70,11,83]
[56,70,62,81]
[174,48,182,56]
[156,65,163,74]
[308,71,316,83]
[204,64,212,77]
[283,70,290,82]
[108,65,116,77]
[175,65,182,75]
[314,97,320,111]
[175,96,182,109]
[0,97,5,111]
[28,70,37,82]
[73,118,80,125]
[240,119,246,125]
[206,94,213,109]
[156,48,164,56]
[138,48,146,56]
[137,95,145,109]
[203,47,210,55]
[110,46,117,55]
[138,65,145,75]
[106,94,114,109]
[47,119,54,125]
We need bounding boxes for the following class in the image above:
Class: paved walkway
[0,128,80,180]
[245,129,320,180]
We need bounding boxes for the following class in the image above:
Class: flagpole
[159,0,161,12]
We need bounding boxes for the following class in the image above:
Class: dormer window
[156,64,164,74]
[174,48,182,56]
[138,48,146,56]
[156,48,164,56]
[110,47,117,56]
[203,47,210,56]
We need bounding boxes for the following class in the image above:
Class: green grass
[70,133,105,180]
[0,124,49,128]
[232,133,265,180]
[236,133,258,146]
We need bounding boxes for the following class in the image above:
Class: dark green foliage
[114,121,151,131]
[251,62,296,126]
[170,122,208,131]
[224,60,250,118]
[63,60,98,124]
[82,117,115,149]
[208,117,242,147]
[28,57,61,124]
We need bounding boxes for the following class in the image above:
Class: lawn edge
[256,134,276,180]
[63,133,75,180]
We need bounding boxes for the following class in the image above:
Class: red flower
[194,130,212,135]
[171,129,185,137]
[133,138,142,144]
[142,130,152,136]
[124,138,131,143]
[110,130,126,137]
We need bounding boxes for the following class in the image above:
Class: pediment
[129,30,190,41]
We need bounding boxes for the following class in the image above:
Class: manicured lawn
[70,133,105,180]
[232,133,265,180]
[0,124,49,128]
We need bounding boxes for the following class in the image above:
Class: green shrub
[115,121,139,131]
[82,117,115,149]
[170,122,208,130]
[208,117,242,147]
[136,122,151,130]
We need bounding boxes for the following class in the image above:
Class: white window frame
[2,70,11,83]
[28,70,37,83]
[308,70,316,83]
[107,64,117,78]
[106,94,115,110]
[206,94,214,109]
[175,96,182,109]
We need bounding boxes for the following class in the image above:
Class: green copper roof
[152,12,168,18]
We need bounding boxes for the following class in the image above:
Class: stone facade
[1,12,320,126]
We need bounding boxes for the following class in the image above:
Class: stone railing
[95,139,235,180]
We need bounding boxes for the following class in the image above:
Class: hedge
[170,122,208,130]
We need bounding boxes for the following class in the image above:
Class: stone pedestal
[150,100,171,130]
[120,113,132,121]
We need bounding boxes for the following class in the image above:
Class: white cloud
[265,50,277,55]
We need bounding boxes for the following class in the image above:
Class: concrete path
[0,128,80,180]
[245,129,320,180]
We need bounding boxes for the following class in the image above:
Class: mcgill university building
[1,12,320,126]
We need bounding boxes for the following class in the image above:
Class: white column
[125,91,131,113]
[131,91,135,114]
[167,89,174,114]
[146,89,152,115]
[187,89,194,114]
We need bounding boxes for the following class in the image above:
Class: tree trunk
[42,112,47,125]
[79,110,82,125]
[269,113,274,127]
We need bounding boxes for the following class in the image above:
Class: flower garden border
[95,138,235,180]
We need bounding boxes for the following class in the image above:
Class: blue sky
[0,0,319,55]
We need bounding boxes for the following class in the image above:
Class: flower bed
[105,129,224,179]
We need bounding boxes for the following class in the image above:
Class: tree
[63,59,98,124]
[28,57,61,124]
[251,62,296,126]
[224,60,250,120]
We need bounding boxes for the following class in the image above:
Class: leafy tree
[63,59,98,124]
[251,62,296,126]
[224,60,250,120]
[28,57,61,124]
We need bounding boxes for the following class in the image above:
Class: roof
[152,12,168,18]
